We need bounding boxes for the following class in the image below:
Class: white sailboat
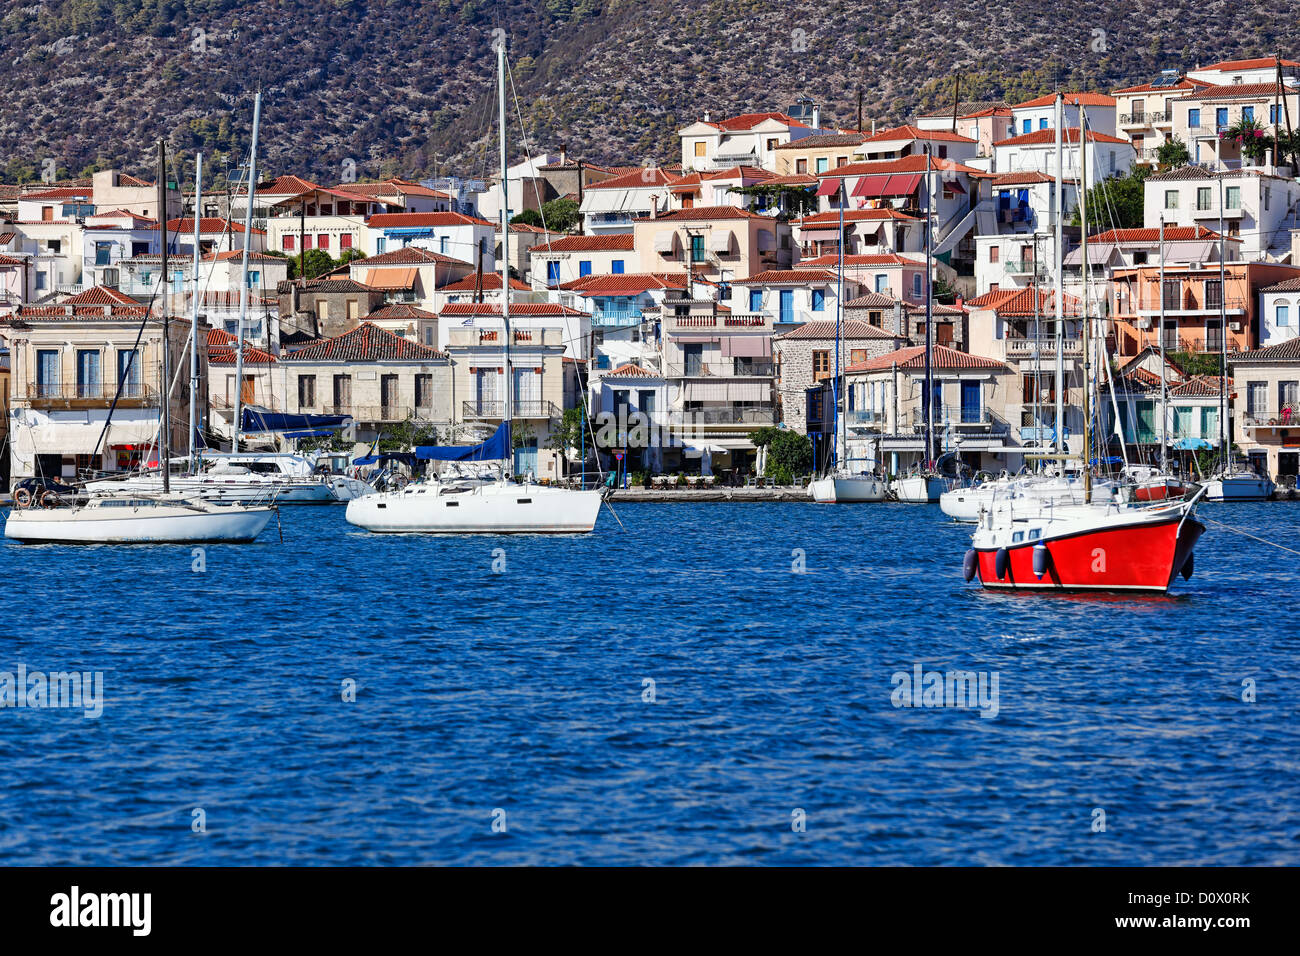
[86,452,370,504]
[345,40,601,535]
[889,148,943,504]
[6,136,275,544]
[809,177,886,503]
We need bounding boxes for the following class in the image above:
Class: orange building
[1109,262,1300,357]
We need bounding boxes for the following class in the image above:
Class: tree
[299,248,336,280]
[1220,116,1272,164]
[510,209,544,228]
[1071,166,1150,230]
[749,426,813,485]
[1156,136,1190,169]
[540,197,581,232]
[338,248,367,265]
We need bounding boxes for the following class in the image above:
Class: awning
[815,178,842,197]
[727,381,769,402]
[881,173,921,196]
[1165,240,1216,263]
[653,230,677,253]
[366,267,418,290]
[683,381,729,401]
[383,227,433,238]
[851,176,887,198]
[720,336,771,357]
[710,230,733,253]
[671,333,721,342]
[1172,437,1213,450]
[799,228,841,241]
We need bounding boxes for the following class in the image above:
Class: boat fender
[13,487,32,508]
[1032,543,1049,579]
[1180,552,1194,581]
[994,547,1010,580]
[963,548,978,582]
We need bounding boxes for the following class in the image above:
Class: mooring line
[1201,515,1300,557]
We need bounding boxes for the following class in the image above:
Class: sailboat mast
[233,91,263,455]
[498,38,512,472]
[158,141,172,495]
[923,147,934,468]
[190,153,203,470]
[1218,177,1228,468]
[1053,92,1065,458]
[1080,112,1092,501]
[1158,215,1168,471]
[833,178,845,472]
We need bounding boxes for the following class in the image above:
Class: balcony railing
[1133,296,1247,314]
[1119,111,1168,125]
[844,409,884,427]
[26,382,158,409]
[667,362,776,378]
[907,405,993,428]
[665,406,776,427]
[1005,337,1084,357]
[461,400,561,420]
[591,309,644,328]
[1244,408,1298,428]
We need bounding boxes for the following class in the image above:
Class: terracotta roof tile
[281,321,447,361]
[993,128,1129,147]
[847,344,1006,372]
[778,319,899,340]
[366,211,493,228]
[530,234,636,253]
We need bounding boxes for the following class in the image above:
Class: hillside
[1,0,1297,186]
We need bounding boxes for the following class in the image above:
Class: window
[1022,119,1031,134]
[247,270,260,288]
[1281,380,1299,412]
[302,235,312,249]
[1189,108,1201,128]
[1246,381,1267,417]
[415,373,433,410]
[850,349,868,364]
[812,349,830,381]
[1039,118,1048,130]
[376,237,386,254]
[317,234,330,250]
[1278,303,1291,327]
[867,310,883,328]
[36,349,61,397]
[298,374,316,409]
[815,157,828,174]
[694,141,706,157]
[35,272,46,291]
[874,274,888,293]
[546,261,561,287]
[611,259,624,274]
[95,242,112,266]
[912,273,922,297]
[579,260,592,277]
[765,138,778,151]
[836,156,848,167]
[811,289,825,312]
[340,233,353,249]
[332,374,351,409]
[795,159,808,174]
[1242,106,1254,123]
[989,246,999,262]
[1264,187,1271,211]
[46,239,60,254]
[1226,186,1241,209]
[690,234,704,261]
[1215,107,1228,129]
[749,289,763,312]
[117,349,140,396]
[1205,279,1223,308]
[1271,104,1282,124]
[1196,187,1211,211]
[1164,189,1178,210]
[283,235,295,251]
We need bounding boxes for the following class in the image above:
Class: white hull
[891,475,948,503]
[87,474,355,504]
[1204,475,1274,501]
[4,500,274,544]
[809,475,887,503]
[940,476,1121,522]
[346,481,602,533]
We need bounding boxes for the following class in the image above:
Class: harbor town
[2,51,1299,587]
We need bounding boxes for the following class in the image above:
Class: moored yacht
[1204,467,1274,501]
[5,492,274,544]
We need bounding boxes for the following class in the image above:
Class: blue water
[1,501,1296,865]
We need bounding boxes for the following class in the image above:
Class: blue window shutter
[749,289,762,312]
[547,261,561,286]
[579,260,592,277]
[1022,119,1031,134]
[812,289,825,311]
[611,260,624,274]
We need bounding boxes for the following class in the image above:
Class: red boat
[1125,466,1189,502]
[966,495,1205,593]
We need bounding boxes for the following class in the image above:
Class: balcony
[907,405,996,428]
[1243,408,1298,430]
[844,408,884,428]
[26,382,158,409]
[591,308,644,328]
[461,400,562,420]
[1119,111,1168,126]
[1005,337,1084,357]
[319,404,414,422]
[1134,296,1247,316]
[666,312,772,331]
[667,361,776,378]
[665,406,777,429]
[1004,257,1040,276]
[1188,124,1228,139]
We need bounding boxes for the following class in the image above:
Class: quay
[609,485,808,502]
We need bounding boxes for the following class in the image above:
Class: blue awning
[1172,437,1213,450]
[383,228,433,238]
[241,406,351,433]
[416,422,509,461]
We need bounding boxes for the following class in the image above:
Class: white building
[1259,275,1300,346]
[1144,166,1300,261]
[678,111,818,172]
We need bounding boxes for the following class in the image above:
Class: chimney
[703,109,711,123]
[812,105,821,130]
[893,301,904,337]
[650,195,658,219]
[559,144,568,166]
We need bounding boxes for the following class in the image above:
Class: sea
[1,500,1296,865]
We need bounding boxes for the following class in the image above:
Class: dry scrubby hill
[1,0,1296,184]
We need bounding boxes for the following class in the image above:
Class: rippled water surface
[1,500,1296,865]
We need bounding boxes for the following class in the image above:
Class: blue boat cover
[241,406,351,433]
[415,422,509,461]
[353,452,419,467]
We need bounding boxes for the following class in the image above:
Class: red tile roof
[796,253,915,267]
[209,342,278,365]
[991,171,1056,187]
[166,217,264,235]
[773,132,869,150]
[763,174,819,186]
[437,272,531,292]
[653,205,774,221]
[63,286,140,306]
[701,111,809,131]
[1087,225,1231,243]
[0,254,23,267]
[604,362,660,379]
[559,272,688,295]
[1168,374,1225,396]
[1012,92,1117,109]
[993,128,1129,147]
[1111,78,1208,95]
[366,211,493,228]
[816,154,987,179]
[202,249,287,262]
[1197,57,1300,72]
[1233,338,1300,362]
[256,175,320,195]
[732,269,839,284]
[966,286,1082,316]
[1178,82,1294,101]
[847,344,1006,372]
[20,187,91,200]
[794,209,921,226]
[438,302,586,317]
[281,321,447,361]
[778,319,900,340]
[861,124,977,144]
[364,303,438,320]
[359,246,472,267]
[585,167,679,190]
[530,234,636,253]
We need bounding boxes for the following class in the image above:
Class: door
[117,349,140,397]
[513,367,540,417]
[36,349,60,398]
[332,374,351,411]
[513,437,538,478]
[76,349,101,399]
[749,289,763,312]
[960,380,981,423]
[476,369,500,416]
[241,375,256,405]
[683,344,703,376]
[779,289,794,324]
[381,374,399,419]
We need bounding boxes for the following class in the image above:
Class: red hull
[1133,481,1187,502]
[975,515,1203,592]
